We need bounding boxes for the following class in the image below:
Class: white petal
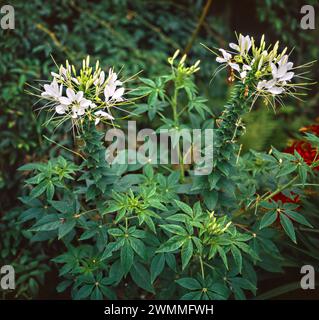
[95,118,100,125]
[75,91,84,102]
[229,43,239,51]
[276,65,288,78]
[219,48,232,61]
[271,63,278,78]
[268,86,284,95]
[286,62,293,70]
[66,88,76,100]
[257,80,266,90]
[265,79,276,89]
[59,97,72,105]
[229,63,240,72]
[56,104,67,114]
[216,57,226,63]
[112,87,125,101]
[279,72,294,82]
[80,99,91,108]
[77,107,85,116]
[240,71,247,79]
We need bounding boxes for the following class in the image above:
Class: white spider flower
[229,34,252,55]
[257,79,284,95]
[216,49,240,72]
[59,88,92,118]
[271,55,294,82]
[104,69,125,102]
[41,79,63,100]
[94,110,114,125]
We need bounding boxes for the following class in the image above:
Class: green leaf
[217,246,228,269]
[277,164,298,177]
[50,200,73,214]
[284,210,312,228]
[180,291,203,300]
[76,285,94,300]
[259,210,277,229]
[130,263,154,294]
[108,228,124,237]
[58,220,76,239]
[231,245,243,273]
[150,254,165,283]
[91,287,103,300]
[156,235,186,253]
[298,165,308,185]
[280,214,297,243]
[176,278,201,290]
[101,241,123,260]
[46,182,55,201]
[174,200,193,215]
[129,238,147,260]
[181,239,193,270]
[159,224,187,235]
[31,220,60,232]
[30,181,48,198]
[121,241,134,274]
[103,203,123,215]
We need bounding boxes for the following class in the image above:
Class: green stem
[171,85,185,182]
[199,255,205,279]
[261,176,299,202]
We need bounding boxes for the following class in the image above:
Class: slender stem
[172,87,178,124]
[199,255,205,279]
[184,0,213,54]
[261,176,299,202]
[171,85,185,182]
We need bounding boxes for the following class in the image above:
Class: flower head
[38,56,131,131]
[210,33,314,109]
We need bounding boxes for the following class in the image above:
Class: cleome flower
[37,56,131,131]
[212,33,314,110]
[41,78,63,101]
[229,34,252,56]
[59,89,92,118]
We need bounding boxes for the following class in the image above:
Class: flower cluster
[214,34,312,107]
[40,56,127,129]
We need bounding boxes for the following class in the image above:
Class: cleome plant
[18,34,318,300]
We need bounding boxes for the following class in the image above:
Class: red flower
[299,124,319,136]
[284,141,319,170]
[271,192,300,204]
[284,124,319,171]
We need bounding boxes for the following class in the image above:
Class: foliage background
[0,0,318,298]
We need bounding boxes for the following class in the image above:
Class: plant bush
[14,33,319,300]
